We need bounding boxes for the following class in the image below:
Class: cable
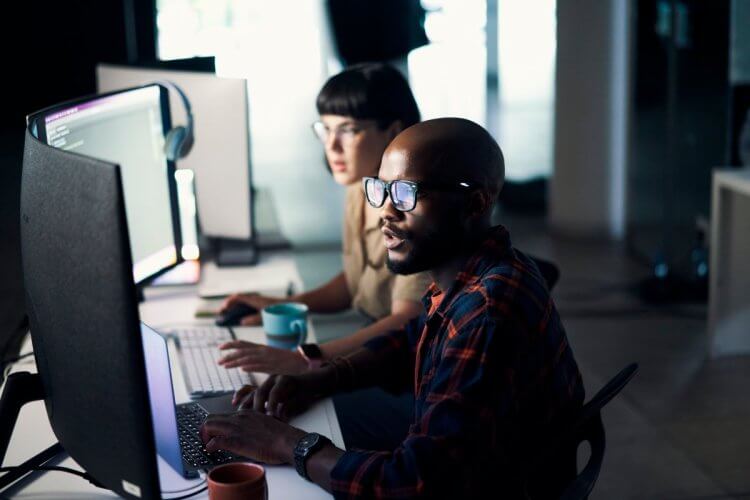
[163,485,208,500]
[1,352,33,365]
[161,478,207,494]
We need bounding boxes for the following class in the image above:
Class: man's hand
[221,293,282,326]
[218,340,308,375]
[200,410,306,465]
[232,372,333,421]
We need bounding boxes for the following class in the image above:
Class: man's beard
[386,220,465,275]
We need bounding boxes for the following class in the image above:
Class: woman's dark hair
[316,62,421,130]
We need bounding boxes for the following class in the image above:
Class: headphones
[154,80,194,162]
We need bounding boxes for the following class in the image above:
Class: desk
[708,168,750,357]
[2,252,344,499]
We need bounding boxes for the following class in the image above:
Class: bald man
[201,118,585,499]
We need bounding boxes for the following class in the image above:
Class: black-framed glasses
[362,176,476,212]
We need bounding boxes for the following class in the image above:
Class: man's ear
[467,189,494,219]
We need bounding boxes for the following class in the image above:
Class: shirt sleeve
[332,315,511,499]
[361,316,422,395]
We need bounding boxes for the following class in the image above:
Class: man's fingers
[232,385,257,407]
[266,380,289,418]
[205,435,240,454]
[252,376,275,413]
[238,391,256,410]
[200,416,237,442]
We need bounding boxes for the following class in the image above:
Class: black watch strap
[299,343,323,359]
[293,432,331,481]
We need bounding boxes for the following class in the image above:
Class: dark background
[0,0,155,362]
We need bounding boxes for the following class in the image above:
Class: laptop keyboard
[176,403,238,469]
[166,325,256,398]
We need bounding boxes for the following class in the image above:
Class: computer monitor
[20,125,162,498]
[96,64,258,265]
[19,112,235,499]
[27,84,182,285]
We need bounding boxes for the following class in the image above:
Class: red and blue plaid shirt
[330,225,585,499]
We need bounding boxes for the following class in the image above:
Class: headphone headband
[153,80,194,161]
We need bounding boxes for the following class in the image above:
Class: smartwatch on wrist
[297,343,323,370]
[293,432,331,481]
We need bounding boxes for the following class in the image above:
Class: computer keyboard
[165,325,256,398]
[176,402,239,468]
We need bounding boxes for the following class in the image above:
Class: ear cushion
[164,126,186,161]
[178,129,194,158]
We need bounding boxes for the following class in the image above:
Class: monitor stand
[212,237,259,267]
[0,372,66,492]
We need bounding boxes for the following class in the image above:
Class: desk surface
[3,252,344,499]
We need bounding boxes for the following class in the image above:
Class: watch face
[300,433,319,449]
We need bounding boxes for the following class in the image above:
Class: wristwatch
[297,343,324,370]
[293,432,331,481]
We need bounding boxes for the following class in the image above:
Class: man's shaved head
[377,118,506,276]
[384,117,505,201]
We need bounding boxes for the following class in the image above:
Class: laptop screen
[141,322,185,476]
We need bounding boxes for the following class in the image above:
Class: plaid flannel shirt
[330,225,585,499]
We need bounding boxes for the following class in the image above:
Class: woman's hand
[220,293,283,326]
[218,340,308,375]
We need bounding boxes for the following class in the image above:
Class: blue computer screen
[140,322,185,476]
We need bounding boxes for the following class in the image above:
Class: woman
[217,63,431,379]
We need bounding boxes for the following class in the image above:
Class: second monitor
[97,63,258,265]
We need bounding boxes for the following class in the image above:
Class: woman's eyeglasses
[311,121,375,146]
[362,176,475,212]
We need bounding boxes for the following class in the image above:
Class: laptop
[141,322,248,478]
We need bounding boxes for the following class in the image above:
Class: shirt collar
[420,225,513,312]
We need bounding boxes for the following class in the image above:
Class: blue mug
[261,302,308,350]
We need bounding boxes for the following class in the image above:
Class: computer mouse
[215,303,258,327]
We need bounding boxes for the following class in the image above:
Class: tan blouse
[341,184,432,319]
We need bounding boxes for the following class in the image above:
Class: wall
[549,0,630,238]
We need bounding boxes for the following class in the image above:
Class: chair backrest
[524,363,638,500]
[559,363,639,500]
[530,256,561,291]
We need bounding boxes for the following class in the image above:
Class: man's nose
[380,193,402,222]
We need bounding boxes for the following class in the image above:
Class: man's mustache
[381,222,409,241]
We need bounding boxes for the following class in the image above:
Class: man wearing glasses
[201,118,585,499]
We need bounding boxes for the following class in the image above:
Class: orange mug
[207,462,267,500]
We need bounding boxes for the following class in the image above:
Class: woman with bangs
[218,63,431,450]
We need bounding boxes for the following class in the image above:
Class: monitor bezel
[27,84,184,287]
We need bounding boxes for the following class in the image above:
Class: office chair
[523,363,639,500]
[560,363,639,500]
[530,256,561,291]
